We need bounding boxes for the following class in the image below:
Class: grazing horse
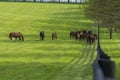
[93,33,97,40]
[52,32,57,40]
[86,33,97,44]
[9,32,24,41]
[70,31,79,40]
[40,31,45,40]
[79,33,87,40]
[79,30,88,40]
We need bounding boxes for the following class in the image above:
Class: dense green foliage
[85,0,120,27]
[84,0,120,39]
[0,2,120,80]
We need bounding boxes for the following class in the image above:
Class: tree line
[0,0,86,3]
[84,0,120,39]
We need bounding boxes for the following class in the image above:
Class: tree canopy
[85,0,120,36]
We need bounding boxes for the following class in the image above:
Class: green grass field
[0,2,120,80]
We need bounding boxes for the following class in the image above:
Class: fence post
[93,48,115,80]
[93,20,115,80]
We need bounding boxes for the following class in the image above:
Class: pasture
[0,2,120,80]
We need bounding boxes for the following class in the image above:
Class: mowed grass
[0,2,119,80]
[0,2,97,80]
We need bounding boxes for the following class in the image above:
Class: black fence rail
[0,0,88,3]
[93,48,115,80]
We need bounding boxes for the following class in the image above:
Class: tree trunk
[109,28,112,39]
[68,0,70,3]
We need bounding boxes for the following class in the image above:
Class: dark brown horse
[52,32,57,40]
[70,31,79,40]
[9,32,24,41]
[86,33,97,44]
[93,33,97,40]
[79,30,88,40]
[79,33,87,40]
[40,31,45,40]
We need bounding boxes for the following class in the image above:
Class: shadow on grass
[0,51,78,59]
[0,62,66,80]
[116,63,120,80]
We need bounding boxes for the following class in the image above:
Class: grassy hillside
[0,2,119,80]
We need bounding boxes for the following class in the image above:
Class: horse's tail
[95,34,97,39]
[70,31,73,39]
[79,34,83,41]
[9,33,12,40]
[21,34,24,41]
[9,33,11,38]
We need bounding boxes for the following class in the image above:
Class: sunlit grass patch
[0,2,119,80]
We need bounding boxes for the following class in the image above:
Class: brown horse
[86,33,97,44]
[40,31,45,40]
[9,32,24,41]
[79,33,87,40]
[79,30,88,40]
[93,33,97,40]
[70,31,79,40]
[52,32,57,40]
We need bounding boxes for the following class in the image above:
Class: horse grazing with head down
[70,31,79,40]
[40,31,45,40]
[86,33,97,44]
[79,33,87,41]
[9,32,24,41]
[52,32,57,40]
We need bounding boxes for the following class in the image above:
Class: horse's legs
[76,34,79,40]
[21,35,24,41]
[92,38,95,43]
[10,37,12,40]
[87,38,91,44]
[70,34,74,39]
[90,39,92,44]
[72,35,74,39]
[19,37,21,41]
[52,35,57,40]
[15,37,17,41]
[41,37,43,40]
[79,36,81,41]
[90,38,94,44]
[41,36,44,40]
[40,36,43,40]
[87,39,89,43]
[75,36,78,40]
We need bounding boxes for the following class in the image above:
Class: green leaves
[85,0,120,28]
